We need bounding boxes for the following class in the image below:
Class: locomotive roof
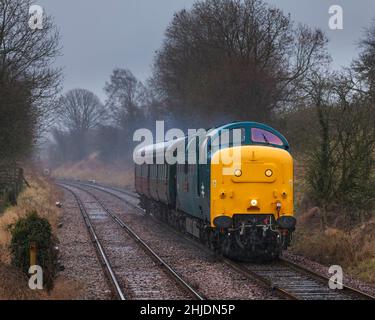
[134,121,289,161]
[211,121,289,149]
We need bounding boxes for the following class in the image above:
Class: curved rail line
[59,182,205,301]
[61,180,375,300]
[59,184,126,300]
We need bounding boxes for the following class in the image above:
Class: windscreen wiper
[262,133,270,145]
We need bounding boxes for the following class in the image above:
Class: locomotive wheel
[222,235,242,261]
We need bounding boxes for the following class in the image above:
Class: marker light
[265,169,273,177]
[234,169,242,177]
[250,199,258,207]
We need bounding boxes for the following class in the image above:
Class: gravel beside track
[60,184,199,300]
[282,251,375,298]
[58,180,375,300]
[56,189,112,300]
[71,183,277,300]
[73,181,375,300]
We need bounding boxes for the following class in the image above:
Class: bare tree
[152,0,328,126]
[0,0,61,163]
[58,89,107,133]
[104,68,146,129]
[54,89,107,160]
[353,20,375,97]
[304,71,375,226]
[104,69,147,160]
[0,81,35,162]
[0,0,61,113]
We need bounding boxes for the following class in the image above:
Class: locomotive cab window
[251,128,283,146]
[203,128,246,156]
[215,128,246,149]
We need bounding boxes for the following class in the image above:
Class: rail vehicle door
[196,136,210,220]
[135,165,140,193]
[155,164,161,202]
[142,164,150,198]
[167,164,177,207]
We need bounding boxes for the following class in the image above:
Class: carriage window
[251,128,283,146]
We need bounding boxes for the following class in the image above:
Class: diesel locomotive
[135,122,296,261]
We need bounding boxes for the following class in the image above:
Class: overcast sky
[38,0,375,101]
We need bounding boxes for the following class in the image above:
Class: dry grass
[0,263,43,300]
[349,258,375,283]
[0,168,63,299]
[44,277,85,300]
[291,157,375,283]
[291,228,357,267]
[291,190,375,283]
[0,263,85,300]
[0,168,86,299]
[52,153,134,188]
[0,170,62,263]
[291,222,375,283]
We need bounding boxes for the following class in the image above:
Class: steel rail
[61,181,296,299]
[58,184,126,300]
[60,181,205,301]
[63,180,375,300]
[279,257,375,300]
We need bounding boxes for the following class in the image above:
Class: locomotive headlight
[265,169,273,177]
[250,199,258,207]
[234,169,242,177]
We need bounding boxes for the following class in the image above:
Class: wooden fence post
[30,242,37,267]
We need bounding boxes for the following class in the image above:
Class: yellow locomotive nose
[210,145,294,226]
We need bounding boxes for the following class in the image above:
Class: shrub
[10,211,58,291]
[291,228,357,267]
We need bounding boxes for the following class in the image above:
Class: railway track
[58,182,205,300]
[227,259,372,300]
[60,180,375,301]
[60,184,126,300]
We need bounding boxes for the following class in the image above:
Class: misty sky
[38,0,375,101]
